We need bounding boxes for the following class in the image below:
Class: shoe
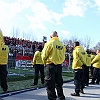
[89,82,95,84]
[2,91,8,94]
[85,84,89,86]
[31,84,37,86]
[80,90,84,94]
[58,96,66,100]
[58,99,66,100]
[96,82,99,84]
[48,98,56,100]
[71,93,80,96]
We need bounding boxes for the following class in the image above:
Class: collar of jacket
[50,37,59,41]
[74,46,81,50]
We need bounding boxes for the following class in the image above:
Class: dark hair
[86,49,91,54]
[37,45,43,52]
[74,41,79,46]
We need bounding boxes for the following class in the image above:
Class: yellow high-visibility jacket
[91,54,95,61]
[32,51,44,65]
[0,29,9,65]
[86,54,91,66]
[41,37,66,65]
[91,53,100,69]
[72,46,87,69]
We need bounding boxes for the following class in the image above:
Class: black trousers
[34,64,44,85]
[45,63,65,100]
[90,65,94,77]
[84,67,89,86]
[91,67,100,83]
[74,69,84,93]
[0,65,8,91]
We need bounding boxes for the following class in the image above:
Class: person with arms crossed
[41,31,66,100]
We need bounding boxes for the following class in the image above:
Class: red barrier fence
[16,55,33,61]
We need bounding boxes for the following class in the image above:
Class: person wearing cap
[41,31,66,100]
[32,45,44,86]
[71,41,87,96]
[89,49,100,84]
[0,29,9,92]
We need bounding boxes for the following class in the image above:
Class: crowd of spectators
[4,36,73,58]
[4,36,44,58]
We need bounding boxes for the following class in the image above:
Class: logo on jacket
[56,45,63,50]
[81,52,85,55]
[2,48,6,50]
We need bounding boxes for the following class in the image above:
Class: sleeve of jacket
[32,51,38,65]
[91,55,99,64]
[41,43,52,64]
[73,50,83,66]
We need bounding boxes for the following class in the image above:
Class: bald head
[96,49,100,54]
[50,31,58,38]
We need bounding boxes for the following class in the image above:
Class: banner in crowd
[15,53,70,68]
[16,55,33,61]
[16,55,33,68]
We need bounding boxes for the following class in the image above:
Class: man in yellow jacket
[41,31,66,100]
[90,51,95,77]
[32,45,44,86]
[71,41,87,96]
[90,49,100,84]
[84,49,91,86]
[0,29,9,92]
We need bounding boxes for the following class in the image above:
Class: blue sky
[0,0,100,47]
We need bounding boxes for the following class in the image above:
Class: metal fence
[7,53,72,76]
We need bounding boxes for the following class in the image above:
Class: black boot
[71,93,80,96]
[80,89,84,94]
[89,82,95,84]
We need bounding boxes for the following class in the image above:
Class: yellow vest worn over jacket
[86,54,91,66]
[41,37,66,65]
[32,51,44,65]
[91,53,100,69]
[72,46,87,69]
[0,29,9,65]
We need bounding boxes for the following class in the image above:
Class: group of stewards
[0,28,100,100]
[71,41,100,96]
